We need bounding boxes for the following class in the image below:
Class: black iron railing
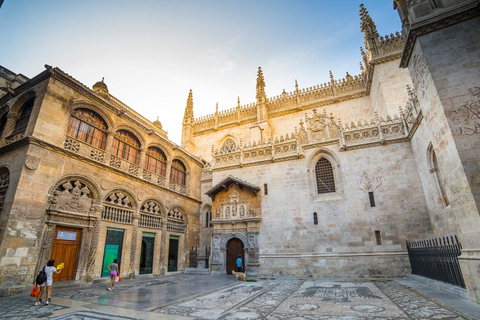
[189,246,210,268]
[406,235,465,288]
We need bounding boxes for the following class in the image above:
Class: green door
[102,228,124,277]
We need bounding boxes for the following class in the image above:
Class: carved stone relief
[49,180,94,214]
[25,155,40,170]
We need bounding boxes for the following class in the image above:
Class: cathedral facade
[1,0,480,304]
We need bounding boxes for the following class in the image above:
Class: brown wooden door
[49,226,82,281]
[226,238,244,275]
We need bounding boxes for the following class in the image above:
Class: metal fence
[189,246,210,268]
[406,235,465,288]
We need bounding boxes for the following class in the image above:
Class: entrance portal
[139,232,155,274]
[168,235,179,272]
[226,238,244,275]
[50,226,82,281]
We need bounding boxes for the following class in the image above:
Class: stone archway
[226,238,244,275]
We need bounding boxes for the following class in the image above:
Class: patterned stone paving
[0,277,475,319]
[0,297,67,319]
[157,279,471,319]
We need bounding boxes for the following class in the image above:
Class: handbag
[30,284,38,297]
[118,276,122,282]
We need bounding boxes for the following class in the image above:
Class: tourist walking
[236,255,243,272]
[106,259,119,291]
[35,259,63,306]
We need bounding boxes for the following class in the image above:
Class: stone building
[182,1,480,303]
[0,66,203,295]
[0,0,479,305]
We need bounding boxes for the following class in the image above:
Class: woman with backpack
[35,259,63,306]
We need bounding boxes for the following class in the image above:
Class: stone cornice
[0,70,50,106]
[6,136,202,204]
[260,250,407,258]
[400,1,480,68]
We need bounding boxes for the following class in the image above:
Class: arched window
[205,209,212,228]
[0,115,7,138]
[12,98,34,135]
[221,139,236,152]
[112,130,141,165]
[315,157,336,194]
[66,108,108,149]
[145,147,167,176]
[170,160,186,185]
[428,145,449,207]
[313,212,318,225]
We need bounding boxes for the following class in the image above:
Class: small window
[264,183,268,195]
[315,157,336,194]
[375,230,382,245]
[313,212,318,225]
[205,210,211,228]
[221,139,236,152]
[368,192,375,207]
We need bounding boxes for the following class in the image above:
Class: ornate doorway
[50,226,82,281]
[226,238,244,275]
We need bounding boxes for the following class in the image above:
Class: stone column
[86,204,103,282]
[104,130,115,164]
[138,147,147,177]
[158,217,167,275]
[128,214,139,278]
[210,233,223,274]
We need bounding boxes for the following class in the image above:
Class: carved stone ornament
[49,180,94,214]
[25,155,40,170]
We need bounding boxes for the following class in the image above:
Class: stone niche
[206,175,262,276]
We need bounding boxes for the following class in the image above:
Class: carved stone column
[35,223,56,275]
[210,233,223,274]
[129,214,139,278]
[158,217,167,275]
[86,204,103,282]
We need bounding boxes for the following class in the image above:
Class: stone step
[184,268,211,275]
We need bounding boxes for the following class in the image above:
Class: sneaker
[108,288,112,291]
[45,301,49,305]
[48,297,51,302]
[39,299,42,303]
[34,302,39,306]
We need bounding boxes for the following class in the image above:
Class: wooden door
[226,238,244,275]
[49,226,82,281]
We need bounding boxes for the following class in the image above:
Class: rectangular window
[264,183,268,195]
[369,192,375,207]
[375,230,382,245]
[313,212,318,225]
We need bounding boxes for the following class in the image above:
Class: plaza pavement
[0,274,479,319]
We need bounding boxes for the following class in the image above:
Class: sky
[0,0,401,144]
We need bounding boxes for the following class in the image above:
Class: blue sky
[0,0,401,144]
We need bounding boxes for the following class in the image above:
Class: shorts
[39,279,53,287]
[110,271,118,277]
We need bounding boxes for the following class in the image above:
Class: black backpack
[35,267,47,285]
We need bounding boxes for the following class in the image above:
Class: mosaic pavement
[157,279,472,320]
[0,277,476,319]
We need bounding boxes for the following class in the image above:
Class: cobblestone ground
[0,276,476,320]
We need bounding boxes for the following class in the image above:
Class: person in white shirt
[35,259,63,306]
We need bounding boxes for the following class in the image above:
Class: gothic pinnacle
[183,89,194,123]
[256,66,266,99]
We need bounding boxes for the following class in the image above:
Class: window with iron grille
[170,159,186,185]
[313,212,318,225]
[375,230,382,245]
[145,147,167,176]
[315,157,335,194]
[264,183,268,195]
[12,98,34,135]
[66,108,108,150]
[369,192,375,207]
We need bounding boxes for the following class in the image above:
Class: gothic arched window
[67,108,108,150]
[315,157,336,194]
[170,159,186,185]
[112,130,141,165]
[145,147,167,176]
[221,139,236,152]
[12,98,34,135]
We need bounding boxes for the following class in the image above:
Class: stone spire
[183,89,194,124]
[181,89,195,152]
[359,4,380,55]
[256,67,266,100]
